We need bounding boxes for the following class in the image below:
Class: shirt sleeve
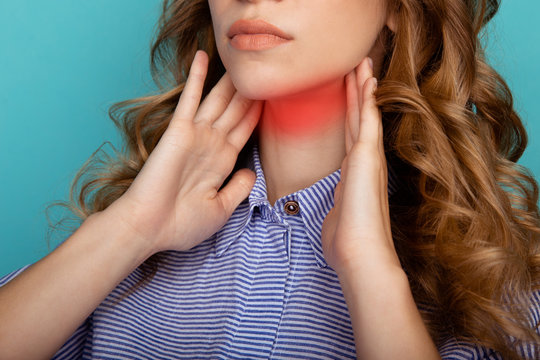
[0,264,32,287]
[438,337,504,360]
[0,265,91,359]
[437,290,540,360]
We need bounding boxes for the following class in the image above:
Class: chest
[86,222,357,359]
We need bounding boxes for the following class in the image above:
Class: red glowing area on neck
[259,85,346,138]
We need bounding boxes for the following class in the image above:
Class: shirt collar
[213,143,266,258]
[214,142,398,268]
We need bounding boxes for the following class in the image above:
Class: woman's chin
[228,72,304,100]
[230,71,344,102]
[232,82,285,101]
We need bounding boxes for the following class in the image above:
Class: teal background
[0,1,538,276]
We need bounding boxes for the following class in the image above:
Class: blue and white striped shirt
[1,142,538,359]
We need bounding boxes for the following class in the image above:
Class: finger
[364,77,391,244]
[348,57,374,148]
[378,113,389,238]
[377,108,384,158]
[334,180,344,205]
[358,77,379,146]
[382,183,392,244]
[171,50,209,124]
[355,57,373,113]
[217,168,257,218]
[345,70,359,153]
[194,71,236,125]
[227,100,263,151]
[380,151,391,242]
[212,91,254,133]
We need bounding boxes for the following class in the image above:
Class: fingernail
[372,77,378,94]
[367,57,374,70]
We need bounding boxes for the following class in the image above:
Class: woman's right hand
[101,50,263,254]
[0,49,263,360]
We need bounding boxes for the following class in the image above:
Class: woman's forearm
[337,263,441,360]
[0,51,263,360]
[0,210,154,360]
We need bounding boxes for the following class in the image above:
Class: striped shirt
[1,142,538,359]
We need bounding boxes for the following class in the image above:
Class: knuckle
[214,93,230,108]
[187,93,200,102]
[360,105,374,120]
[346,105,359,120]
[239,97,252,110]
[183,93,200,105]
[351,144,380,163]
[223,142,235,155]
[193,116,209,126]
[190,69,206,82]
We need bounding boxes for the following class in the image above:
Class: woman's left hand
[321,57,401,276]
[320,57,441,360]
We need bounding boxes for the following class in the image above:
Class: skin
[208,0,394,205]
[0,1,439,359]
[209,0,441,358]
[0,51,265,359]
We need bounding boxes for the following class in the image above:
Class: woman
[1,0,539,359]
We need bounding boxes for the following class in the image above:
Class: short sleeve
[516,289,540,359]
[0,265,92,359]
[437,290,540,360]
[438,337,504,360]
[0,265,32,287]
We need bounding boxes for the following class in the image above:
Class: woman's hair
[47,0,540,357]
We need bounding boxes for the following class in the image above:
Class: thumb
[217,168,256,217]
[334,180,343,204]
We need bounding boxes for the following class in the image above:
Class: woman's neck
[257,76,347,206]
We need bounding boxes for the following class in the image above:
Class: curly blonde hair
[46,0,540,358]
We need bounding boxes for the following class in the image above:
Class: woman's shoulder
[418,289,540,359]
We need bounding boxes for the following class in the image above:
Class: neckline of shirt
[213,141,399,268]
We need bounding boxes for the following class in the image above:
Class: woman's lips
[227,19,293,40]
[227,19,293,51]
[230,34,291,51]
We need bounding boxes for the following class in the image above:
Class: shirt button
[284,200,300,215]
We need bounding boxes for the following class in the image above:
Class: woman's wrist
[331,233,403,281]
[336,258,440,359]
[88,207,159,264]
[336,257,408,299]
[85,208,157,265]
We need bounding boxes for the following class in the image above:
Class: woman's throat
[259,81,347,139]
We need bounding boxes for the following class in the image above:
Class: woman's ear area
[385,10,398,33]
